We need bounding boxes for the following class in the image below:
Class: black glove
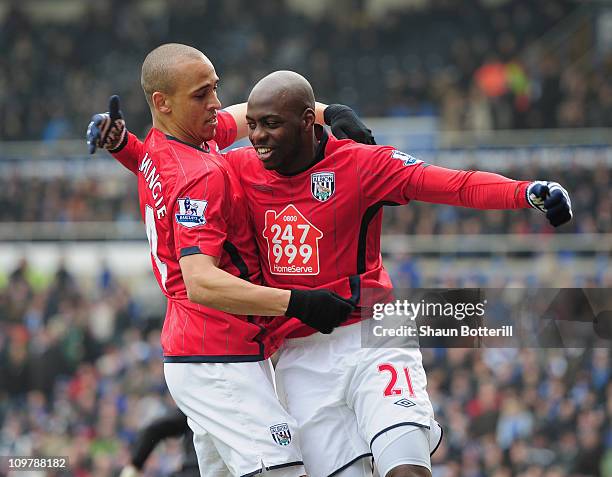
[324,104,376,145]
[526,181,573,227]
[286,289,355,334]
[86,95,128,154]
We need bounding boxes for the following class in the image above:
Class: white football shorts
[164,360,305,477]
[274,323,442,477]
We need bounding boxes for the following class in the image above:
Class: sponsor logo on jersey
[311,171,335,202]
[394,398,416,408]
[391,150,423,167]
[175,197,207,227]
[263,205,323,275]
[270,423,292,446]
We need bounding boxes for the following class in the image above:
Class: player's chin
[201,123,217,141]
[261,158,278,170]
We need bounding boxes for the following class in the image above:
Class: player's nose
[209,91,222,110]
[250,123,268,143]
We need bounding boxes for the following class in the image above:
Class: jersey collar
[165,134,211,153]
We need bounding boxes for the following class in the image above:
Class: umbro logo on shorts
[394,398,416,408]
[270,423,292,446]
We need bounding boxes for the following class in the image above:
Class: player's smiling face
[246,97,308,173]
[166,58,221,144]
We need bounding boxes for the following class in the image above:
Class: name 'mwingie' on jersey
[226,126,531,340]
[111,111,281,361]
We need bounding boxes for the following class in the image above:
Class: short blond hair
[141,43,206,107]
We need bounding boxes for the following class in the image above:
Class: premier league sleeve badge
[175,197,208,227]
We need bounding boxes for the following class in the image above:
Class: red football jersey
[112,112,278,361]
[227,128,530,339]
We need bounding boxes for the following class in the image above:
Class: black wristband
[285,289,310,317]
[108,129,128,153]
[323,104,353,126]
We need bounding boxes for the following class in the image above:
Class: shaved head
[141,43,210,107]
[248,71,315,113]
[246,71,319,174]
[140,43,221,146]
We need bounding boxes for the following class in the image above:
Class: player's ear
[152,91,172,114]
[302,107,316,130]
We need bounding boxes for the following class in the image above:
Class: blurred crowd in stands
[1,161,609,236]
[2,0,612,141]
[0,261,610,476]
[0,261,176,476]
[0,172,140,224]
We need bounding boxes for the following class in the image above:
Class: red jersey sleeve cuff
[516,182,530,208]
[111,131,141,175]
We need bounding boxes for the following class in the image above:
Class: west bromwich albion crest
[270,423,292,446]
[175,197,207,228]
[311,172,335,202]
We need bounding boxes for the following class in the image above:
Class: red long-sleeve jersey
[111,112,278,361]
[226,128,530,339]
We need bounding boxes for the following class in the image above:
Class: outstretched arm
[402,163,572,225]
[86,95,238,168]
[363,147,573,227]
[407,164,530,209]
[86,95,143,174]
[88,96,375,171]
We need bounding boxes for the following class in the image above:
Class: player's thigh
[275,334,372,477]
[186,421,231,477]
[164,361,304,477]
[349,347,435,447]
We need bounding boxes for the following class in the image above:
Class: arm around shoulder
[179,253,291,316]
[179,254,356,333]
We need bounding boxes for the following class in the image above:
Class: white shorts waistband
[283,321,362,348]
